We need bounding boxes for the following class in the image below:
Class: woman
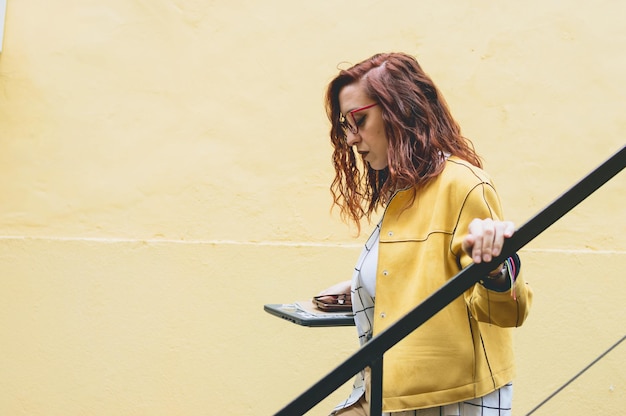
[319,53,533,416]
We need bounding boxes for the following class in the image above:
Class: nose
[345,130,361,147]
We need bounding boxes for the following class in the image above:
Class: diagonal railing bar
[274,145,625,416]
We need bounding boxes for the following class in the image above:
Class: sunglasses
[339,103,378,135]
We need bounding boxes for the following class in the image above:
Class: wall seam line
[0,236,624,254]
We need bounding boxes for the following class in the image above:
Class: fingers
[317,280,351,297]
[461,233,476,259]
[465,219,515,263]
[490,220,507,258]
[502,221,515,238]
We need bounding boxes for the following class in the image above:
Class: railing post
[369,357,383,415]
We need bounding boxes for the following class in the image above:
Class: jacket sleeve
[451,180,533,328]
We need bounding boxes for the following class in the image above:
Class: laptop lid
[264,300,355,327]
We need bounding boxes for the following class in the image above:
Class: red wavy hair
[325,52,482,232]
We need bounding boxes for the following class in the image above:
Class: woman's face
[338,81,389,171]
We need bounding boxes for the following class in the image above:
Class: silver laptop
[264,300,354,327]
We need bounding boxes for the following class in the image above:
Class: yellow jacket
[374,157,533,411]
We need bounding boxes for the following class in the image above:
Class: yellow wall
[0,1,624,415]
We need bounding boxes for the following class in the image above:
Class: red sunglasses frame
[340,103,378,135]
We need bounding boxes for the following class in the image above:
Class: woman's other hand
[317,280,351,302]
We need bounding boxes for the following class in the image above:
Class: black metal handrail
[275,145,625,416]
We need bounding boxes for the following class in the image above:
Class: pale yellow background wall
[0,1,624,415]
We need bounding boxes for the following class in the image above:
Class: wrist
[481,264,510,292]
[487,263,507,279]
[479,255,520,295]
